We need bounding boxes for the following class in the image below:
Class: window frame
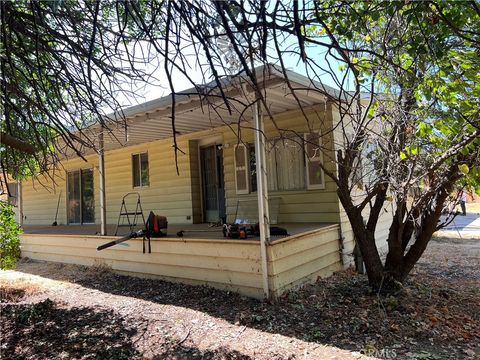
[66,167,95,224]
[132,152,150,188]
[304,132,325,190]
[235,132,326,194]
[266,137,306,192]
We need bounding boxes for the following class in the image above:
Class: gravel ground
[1,235,479,360]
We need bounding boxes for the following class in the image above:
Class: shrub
[0,201,22,269]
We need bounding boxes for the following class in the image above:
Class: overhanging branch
[0,132,37,155]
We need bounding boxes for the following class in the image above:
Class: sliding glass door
[67,169,94,224]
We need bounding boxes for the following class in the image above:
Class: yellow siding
[21,234,265,299]
[223,104,341,224]
[21,104,342,228]
[338,202,393,268]
[20,225,342,300]
[21,161,93,226]
[21,137,197,226]
[331,104,393,267]
[267,225,342,298]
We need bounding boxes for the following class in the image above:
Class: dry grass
[0,279,43,303]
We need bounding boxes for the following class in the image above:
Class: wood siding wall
[21,137,198,226]
[268,224,342,298]
[20,105,341,227]
[21,234,265,299]
[222,104,341,224]
[331,105,393,267]
[20,225,342,299]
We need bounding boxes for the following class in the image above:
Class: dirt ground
[1,236,479,360]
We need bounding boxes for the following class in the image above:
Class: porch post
[17,181,23,226]
[253,102,271,299]
[99,130,107,235]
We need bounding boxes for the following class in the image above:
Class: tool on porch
[114,192,146,236]
[221,223,288,239]
[222,223,248,239]
[52,190,62,226]
[97,229,146,251]
[225,198,288,238]
[248,223,290,237]
[175,224,248,239]
[97,211,168,253]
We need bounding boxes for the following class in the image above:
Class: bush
[0,201,22,269]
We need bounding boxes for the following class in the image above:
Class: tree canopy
[1,0,158,179]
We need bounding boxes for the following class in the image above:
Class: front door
[67,169,94,224]
[200,145,226,223]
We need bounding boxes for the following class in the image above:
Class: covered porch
[17,66,342,300]
[20,223,342,300]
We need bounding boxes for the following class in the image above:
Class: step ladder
[114,192,146,236]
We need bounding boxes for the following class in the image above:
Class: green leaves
[0,201,22,270]
[416,122,432,138]
[458,164,469,175]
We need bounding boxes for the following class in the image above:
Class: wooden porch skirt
[20,224,342,299]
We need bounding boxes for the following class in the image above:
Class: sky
[115,30,349,110]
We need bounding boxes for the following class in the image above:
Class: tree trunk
[346,209,385,288]
[385,188,451,285]
[402,203,446,279]
[384,204,406,283]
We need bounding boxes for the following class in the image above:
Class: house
[14,66,391,299]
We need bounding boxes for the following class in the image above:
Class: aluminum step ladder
[114,192,146,236]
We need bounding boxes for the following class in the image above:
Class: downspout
[98,130,107,235]
[253,102,271,300]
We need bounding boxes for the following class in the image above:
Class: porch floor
[22,222,336,241]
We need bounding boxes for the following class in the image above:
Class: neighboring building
[17,66,391,299]
[0,176,21,223]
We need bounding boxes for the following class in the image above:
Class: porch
[20,223,342,299]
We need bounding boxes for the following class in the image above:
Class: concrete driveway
[438,211,480,239]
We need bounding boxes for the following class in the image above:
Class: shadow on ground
[151,346,253,360]
[9,253,480,359]
[1,298,141,359]
[1,293,254,360]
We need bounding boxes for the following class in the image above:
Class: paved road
[439,212,480,238]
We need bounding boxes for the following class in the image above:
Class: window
[132,153,149,187]
[266,138,305,191]
[233,134,324,193]
[67,169,94,224]
[304,132,325,189]
[361,140,380,187]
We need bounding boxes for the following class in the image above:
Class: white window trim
[132,152,149,188]
[234,144,249,195]
[304,132,325,190]
[66,168,95,224]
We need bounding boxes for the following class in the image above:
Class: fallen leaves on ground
[0,237,478,359]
